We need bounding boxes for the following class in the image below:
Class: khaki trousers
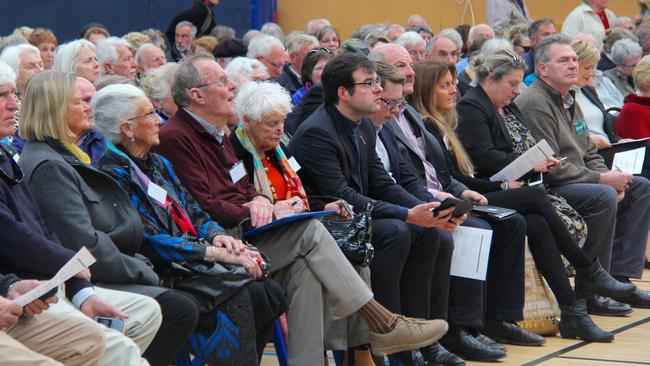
[229,218,373,366]
[49,286,161,366]
[0,310,106,366]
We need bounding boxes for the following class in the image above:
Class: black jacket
[290,104,423,219]
[389,105,468,197]
[165,1,216,44]
[275,64,302,96]
[377,124,433,202]
[285,84,323,136]
[456,84,522,179]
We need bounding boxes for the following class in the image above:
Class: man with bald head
[456,24,495,74]
[135,44,167,77]
[75,77,107,164]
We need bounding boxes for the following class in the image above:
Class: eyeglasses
[260,56,285,69]
[380,97,406,110]
[194,76,231,89]
[351,77,382,89]
[127,110,159,121]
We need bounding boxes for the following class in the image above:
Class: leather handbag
[314,197,375,267]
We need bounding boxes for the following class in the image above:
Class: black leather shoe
[474,333,506,352]
[585,295,633,316]
[616,287,650,309]
[391,350,429,366]
[440,327,506,362]
[575,259,636,298]
[420,342,465,366]
[482,320,546,346]
[559,299,614,342]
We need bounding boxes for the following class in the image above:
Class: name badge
[147,182,168,205]
[229,162,247,183]
[288,156,301,172]
[574,119,587,136]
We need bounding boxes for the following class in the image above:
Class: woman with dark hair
[411,59,635,342]
[291,47,333,105]
[316,26,341,54]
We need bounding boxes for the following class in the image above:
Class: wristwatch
[500,181,509,190]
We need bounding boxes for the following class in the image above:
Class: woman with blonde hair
[414,59,635,342]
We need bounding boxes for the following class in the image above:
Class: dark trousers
[370,219,442,319]
[446,214,526,328]
[485,187,592,305]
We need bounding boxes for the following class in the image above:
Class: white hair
[235,81,292,123]
[247,34,285,59]
[140,62,178,101]
[285,33,319,54]
[175,21,197,37]
[438,28,464,50]
[96,37,130,74]
[611,38,643,65]
[480,38,514,54]
[92,83,146,143]
[407,14,427,28]
[395,31,425,49]
[468,24,495,44]
[260,22,285,42]
[0,60,17,86]
[54,39,96,74]
[135,43,162,66]
[306,18,331,34]
[0,44,40,76]
[225,57,269,81]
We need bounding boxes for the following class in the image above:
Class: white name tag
[288,156,301,172]
[147,182,168,205]
[229,162,247,183]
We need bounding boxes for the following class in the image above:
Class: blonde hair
[409,61,474,176]
[20,70,77,142]
[122,32,152,53]
[571,39,600,69]
[192,36,218,54]
[634,54,650,92]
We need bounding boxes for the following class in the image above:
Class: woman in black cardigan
[410,59,633,342]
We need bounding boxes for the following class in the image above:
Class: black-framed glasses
[380,97,406,110]
[351,77,382,89]
[194,76,231,89]
[127,110,159,121]
[0,145,23,185]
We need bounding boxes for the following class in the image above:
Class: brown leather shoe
[369,316,448,356]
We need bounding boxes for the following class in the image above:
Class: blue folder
[242,210,336,239]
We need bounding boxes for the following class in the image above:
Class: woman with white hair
[54,39,101,83]
[604,38,643,97]
[139,62,178,123]
[224,56,269,82]
[93,83,286,364]
[0,44,43,95]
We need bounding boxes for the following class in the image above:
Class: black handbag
[315,198,375,267]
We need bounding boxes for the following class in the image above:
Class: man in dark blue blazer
[290,53,464,362]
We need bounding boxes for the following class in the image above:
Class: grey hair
[172,53,215,107]
[611,38,643,65]
[135,43,162,66]
[94,74,135,91]
[96,37,129,74]
[224,57,269,80]
[285,33,319,53]
[395,31,425,49]
[247,34,284,58]
[407,14,427,29]
[528,18,555,39]
[534,33,572,66]
[0,60,17,86]
[211,25,236,42]
[54,39,95,74]
[613,16,633,28]
[473,47,526,84]
[0,34,28,54]
[92,83,146,143]
[140,62,178,100]
[468,24,495,44]
[306,18,331,34]
[260,22,285,43]
[242,30,262,46]
[141,29,167,51]
[480,38,514,54]
[234,81,292,123]
[0,44,40,76]
[176,21,197,37]
[438,28,463,49]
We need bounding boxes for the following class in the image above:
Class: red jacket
[153,108,260,228]
[615,93,650,139]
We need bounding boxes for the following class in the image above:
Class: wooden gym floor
[261,268,650,366]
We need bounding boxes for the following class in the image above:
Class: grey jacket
[486,0,532,36]
[515,79,608,187]
[389,105,468,198]
[603,68,636,98]
[19,140,163,296]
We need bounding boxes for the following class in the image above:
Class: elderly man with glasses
[247,34,288,80]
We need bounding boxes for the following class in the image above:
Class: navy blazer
[289,105,423,219]
[378,124,434,202]
[389,105,468,197]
